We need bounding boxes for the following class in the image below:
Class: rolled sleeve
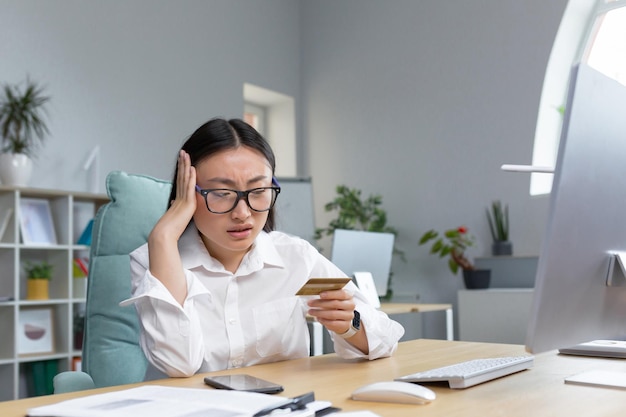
[331,289,405,360]
[121,268,211,377]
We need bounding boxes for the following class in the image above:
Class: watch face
[353,310,361,330]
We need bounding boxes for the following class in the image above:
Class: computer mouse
[351,381,436,405]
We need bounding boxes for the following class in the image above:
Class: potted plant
[315,185,403,299]
[0,77,51,187]
[24,260,53,300]
[419,226,490,289]
[314,185,398,238]
[486,200,512,256]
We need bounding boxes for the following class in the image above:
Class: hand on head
[173,150,197,214]
[153,150,198,242]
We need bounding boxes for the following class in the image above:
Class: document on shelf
[27,385,328,417]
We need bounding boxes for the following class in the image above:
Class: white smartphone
[203,374,284,394]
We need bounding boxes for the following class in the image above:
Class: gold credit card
[295,277,352,296]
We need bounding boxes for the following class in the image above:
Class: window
[531,0,626,195]
[586,5,626,85]
[243,83,296,177]
[244,102,267,136]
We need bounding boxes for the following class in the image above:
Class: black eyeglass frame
[194,178,281,214]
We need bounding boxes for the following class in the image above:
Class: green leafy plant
[315,185,403,299]
[419,226,475,274]
[486,200,509,242]
[0,77,50,156]
[23,261,54,280]
[314,185,397,238]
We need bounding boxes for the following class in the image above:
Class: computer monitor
[330,229,395,297]
[273,177,316,245]
[525,63,626,354]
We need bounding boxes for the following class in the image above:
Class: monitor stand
[558,253,626,359]
[561,340,626,390]
[559,340,626,358]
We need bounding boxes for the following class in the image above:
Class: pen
[252,392,315,417]
[315,406,341,416]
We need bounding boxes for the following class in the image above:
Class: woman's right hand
[147,150,197,305]
[151,150,197,242]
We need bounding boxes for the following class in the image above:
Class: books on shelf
[72,357,82,372]
[25,360,58,397]
[72,258,89,278]
[77,219,94,246]
[0,208,13,240]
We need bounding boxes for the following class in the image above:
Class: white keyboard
[395,356,534,389]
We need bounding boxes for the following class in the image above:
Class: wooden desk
[309,303,453,355]
[3,339,625,416]
[380,303,453,341]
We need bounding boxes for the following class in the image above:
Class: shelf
[0,186,108,399]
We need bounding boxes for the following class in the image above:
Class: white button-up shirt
[122,226,405,377]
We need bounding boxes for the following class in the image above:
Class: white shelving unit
[0,185,108,400]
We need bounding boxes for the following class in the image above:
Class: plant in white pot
[0,78,50,187]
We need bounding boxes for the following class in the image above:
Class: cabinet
[474,256,538,288]
[457,289,534,344]
[0,186,108,400]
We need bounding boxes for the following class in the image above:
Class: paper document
[27,385,326,417]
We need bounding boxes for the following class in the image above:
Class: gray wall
[300,1,566,313]
[0,0,300,192]
[2,0,571,337]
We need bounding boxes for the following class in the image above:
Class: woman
[123,118,404,378]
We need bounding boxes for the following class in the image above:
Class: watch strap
[335,310,361,339]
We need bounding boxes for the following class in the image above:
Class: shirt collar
[252,231,285,269]
[178,224,286,273]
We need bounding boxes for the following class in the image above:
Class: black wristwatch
[336,310,361,339]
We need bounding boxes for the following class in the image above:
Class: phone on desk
[204,374,284,394]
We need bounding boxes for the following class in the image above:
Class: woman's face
[192,146,273,268]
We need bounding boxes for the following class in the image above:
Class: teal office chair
[53,171,172,393]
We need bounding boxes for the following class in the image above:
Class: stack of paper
[27,385,321,417]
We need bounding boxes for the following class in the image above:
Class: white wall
[0,0,300,193]
[299,1,568,322]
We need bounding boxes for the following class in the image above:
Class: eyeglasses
[195,179,281,214]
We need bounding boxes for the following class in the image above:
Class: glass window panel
[530,0,626,195]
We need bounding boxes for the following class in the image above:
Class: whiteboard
[273,177,316,244]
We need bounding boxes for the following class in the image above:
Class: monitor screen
[330,229,394,297]
[525,63,626,354]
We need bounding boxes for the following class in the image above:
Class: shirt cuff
[120,269,211,308]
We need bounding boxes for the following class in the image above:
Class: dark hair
[169,118,277,232]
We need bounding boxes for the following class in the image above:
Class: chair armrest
[53,371,96,394]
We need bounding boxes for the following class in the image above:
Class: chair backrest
[82,171,171,387]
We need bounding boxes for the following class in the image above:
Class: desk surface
[379,302,451,314]
[307,302,451,319]
[3,339,626,416]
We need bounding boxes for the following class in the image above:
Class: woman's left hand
[306,289,356,335]
[307,290,369,353]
